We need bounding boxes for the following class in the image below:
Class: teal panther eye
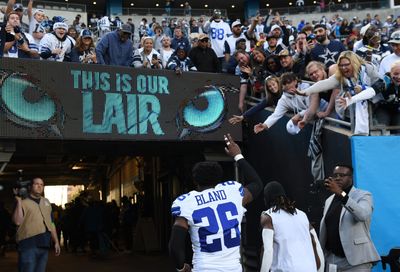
[1,75,56,122]
[177,86,226,139]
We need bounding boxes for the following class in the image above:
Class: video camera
[13,170,31,199]
[14,180,31,198]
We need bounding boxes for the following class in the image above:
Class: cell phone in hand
[152,53,157,59]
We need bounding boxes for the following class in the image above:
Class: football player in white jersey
[260,181,324,272]
[203,9,232,60]
[169,134,263,272]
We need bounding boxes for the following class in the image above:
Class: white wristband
[234,154,244,161]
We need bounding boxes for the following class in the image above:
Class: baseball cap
[198,33,209,41]
[360,23,371,36]
[33,9,44,15]
[271,25,281,32]
[278,49,292,57]
[13,3,23,11]
[389,30,400,44]
[120,24,132,35]
[231,20,241,28]
[176,45,187,52]
[286,119,301,135]
[80,29,92,38]
[235,38,246,45]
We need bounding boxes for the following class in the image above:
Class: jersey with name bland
[171,181,246,272]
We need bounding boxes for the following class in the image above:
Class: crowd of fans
[1,0,400,134]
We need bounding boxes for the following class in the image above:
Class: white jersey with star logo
[171,181,246,272]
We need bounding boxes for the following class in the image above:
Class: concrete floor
[0,250,174,272]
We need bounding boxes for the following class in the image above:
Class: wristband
[234,154,244,161]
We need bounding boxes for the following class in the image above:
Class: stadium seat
[36,4,44,9]
[381,248,400,271]
[0,1,6,6]
[60,6,67,11]
[76,8,83,12]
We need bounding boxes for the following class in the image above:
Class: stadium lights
[156,3,159,6]
[313,0,316,3]
[93,1,96,4]
[231,5,235,8]
[180,4,184,7]
[65,0,68,2]
[130,3,134,6]
[266,3,270,6]
[289,2,292,5]
[204,4,208,7]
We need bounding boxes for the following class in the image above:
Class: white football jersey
[208,21,232,58]
[171,181,245,272]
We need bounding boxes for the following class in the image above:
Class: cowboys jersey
[208,20,232,58]
[171,181,246,272]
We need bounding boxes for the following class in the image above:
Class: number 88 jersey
[209,20,232,58]
[171,181,246,272]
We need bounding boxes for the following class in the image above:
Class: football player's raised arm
[224,134,263,206]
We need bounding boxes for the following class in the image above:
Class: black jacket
[188,46,221,73]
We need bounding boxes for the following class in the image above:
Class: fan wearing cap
[355,24,390,68]
[188,33,221,73]
[379,31,400,77]
[70,29,96,64]
[95,24,133,67]
[278,49,306,79]
[27,0,45,35]
[310,24,345,68]
[3,11,38,59]
[166,45,197,74]
[5,1,29,33]
[132,36,162,69]
[202,9,232,61]
[223,17,256,63]
[260,181,323,272]
[264,32,285,56]
[39,21,75,62]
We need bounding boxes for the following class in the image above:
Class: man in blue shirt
[95,24,134,67]
[310,24,345,68]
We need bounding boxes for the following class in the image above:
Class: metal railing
[14,0,86,12]
[122,7,227,17]
[259,1,388,16]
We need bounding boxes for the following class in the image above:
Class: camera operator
[12,177,60,272]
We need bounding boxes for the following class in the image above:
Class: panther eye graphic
[176,86,226,139]
[0,72,63,136]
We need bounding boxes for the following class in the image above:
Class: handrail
[259,1,388,16]
[17,0,86,12]
[122,7,227,17]
[245,95,353,131]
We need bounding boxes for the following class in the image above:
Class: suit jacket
[320,187,381,266]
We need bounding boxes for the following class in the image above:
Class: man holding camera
[12,177,60,272]
[320,165,380,271]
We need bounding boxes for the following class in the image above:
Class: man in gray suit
[320,164,380,271]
